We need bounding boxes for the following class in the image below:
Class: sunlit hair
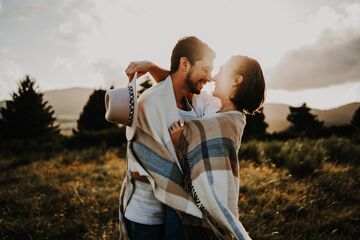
[229,55,266,115]
[170,36,216,74]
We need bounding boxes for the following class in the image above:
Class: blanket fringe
[178,132,235,240]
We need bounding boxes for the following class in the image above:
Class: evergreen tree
[75,89,117,133]
[287,103,323,137]
[351,106,360,129]
[0,75,59,139]
[351,106,360,143]
[243,107,268,140]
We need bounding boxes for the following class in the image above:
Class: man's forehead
[196,58,214,69]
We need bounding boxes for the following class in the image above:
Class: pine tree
[75,89,117,133]
[351,106,360,129]
[243,107,268,140]
[287,103,323,137]
[0,75,59,139]
[351,106,360,143]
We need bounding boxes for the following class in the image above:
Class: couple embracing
[105,36,265,240]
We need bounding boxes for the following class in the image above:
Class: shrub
[353,129,360,144]
[268,130,298,141]
[263,141,283,166]
[322,136,360,164]
[65,127,126,149]
[0,136,65,168]
[239,141,261,164]
[278,139,326,177]
[322,125,354,138]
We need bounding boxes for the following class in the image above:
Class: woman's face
[212,63,236,100]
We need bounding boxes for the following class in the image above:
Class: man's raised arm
[125,61,170,82]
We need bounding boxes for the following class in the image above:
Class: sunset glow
[0,0,359,109]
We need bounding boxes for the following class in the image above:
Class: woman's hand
[169,120,185,148]
[125,61,154,82]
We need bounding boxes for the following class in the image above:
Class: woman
[169,55,265,139]
[126,55,265,240]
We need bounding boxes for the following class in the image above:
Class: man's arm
[125,61,170,82]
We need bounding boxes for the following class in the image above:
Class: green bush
[278,139,326,177]
[0,136,65,168]
[65,127,126,149]
[239,141,261,164]
[263,141,283,166]
[353,129,360,144]
[322,136,360,164]
[0,135,64,154]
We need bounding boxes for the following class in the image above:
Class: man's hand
[125,61,154,82]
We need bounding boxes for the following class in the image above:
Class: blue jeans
[164,206,185,240]
[124,207,185,240]
[124,217,164,240]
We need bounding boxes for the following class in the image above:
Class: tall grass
[1,138,359,239]
[322,136,360,164]
[238,161,360,240]
[0,148,126,239]
[239,137,359,177]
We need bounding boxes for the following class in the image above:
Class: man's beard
[185,70,201,95]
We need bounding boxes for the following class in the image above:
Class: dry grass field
[0,139,359,239]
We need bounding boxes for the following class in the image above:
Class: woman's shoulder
[192,92,220,103]
[192,92,222,117]
[215,110,246,126]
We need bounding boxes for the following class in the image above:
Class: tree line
[0,75,359,150]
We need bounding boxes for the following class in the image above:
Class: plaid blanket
[178,112,251,240]
[132,112,251,240]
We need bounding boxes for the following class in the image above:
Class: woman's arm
[125,61,170,82]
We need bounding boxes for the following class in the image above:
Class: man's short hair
[170,36,216,74]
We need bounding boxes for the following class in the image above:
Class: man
[122,36,216,240]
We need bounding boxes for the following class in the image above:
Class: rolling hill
[263,102,360,132]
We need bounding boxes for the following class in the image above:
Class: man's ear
[180,57,190,72]
[233,75,243,86]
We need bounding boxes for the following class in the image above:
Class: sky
[0,0,359,110]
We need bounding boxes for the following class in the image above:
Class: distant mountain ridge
[263,102,360,132]
[43,88,94,120]
[1,88,359,133]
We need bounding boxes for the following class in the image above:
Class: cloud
[267,2,360,90]
[0,1,3,14]
[53,0,360,94]
[266,82,360,110]
[54,57,74,72]
[12,2,47,21]
[267,33,360,90]
[57,11,99,43]
[0,52,24,100]
[57,0,101,44]
[93,59,128,89]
